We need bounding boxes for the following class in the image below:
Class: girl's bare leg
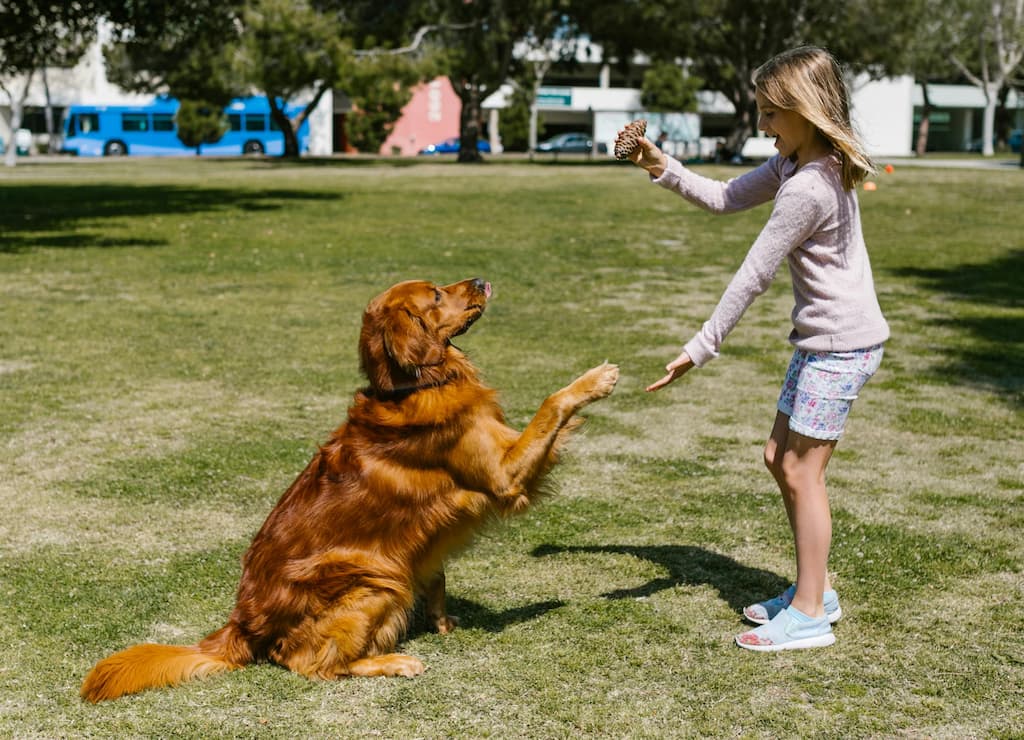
[764,411,835,609]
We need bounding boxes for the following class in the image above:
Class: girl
[625,46,889,651]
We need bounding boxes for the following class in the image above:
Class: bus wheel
[104,140,128,156]
[243,140,264,155]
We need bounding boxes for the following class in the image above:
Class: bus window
[228,114,241,132]
[122,113,149,132]
[152,113,175,132]
[74,113,100,135]
[244,114,265,132]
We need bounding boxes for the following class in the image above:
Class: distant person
[656,131,669,150]
[619,46,889,651]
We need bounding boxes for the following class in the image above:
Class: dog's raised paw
[576,362,619,401]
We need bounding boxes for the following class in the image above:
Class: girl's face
[755,90,827,166]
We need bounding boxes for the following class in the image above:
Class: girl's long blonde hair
[753,46,874,190]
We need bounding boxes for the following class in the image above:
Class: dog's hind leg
[329,596,424,678]
[277,587,422,680]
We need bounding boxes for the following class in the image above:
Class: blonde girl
[626,46,889,651]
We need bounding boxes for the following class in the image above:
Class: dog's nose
[472,278,491,297]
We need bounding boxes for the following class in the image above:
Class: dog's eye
[433,289,442,303]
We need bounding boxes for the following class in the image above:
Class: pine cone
[614,119,648,160]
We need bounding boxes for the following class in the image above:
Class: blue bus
[61,96,310,157]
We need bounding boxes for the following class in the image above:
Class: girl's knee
[764,444,784,481]
[779,453,826,494]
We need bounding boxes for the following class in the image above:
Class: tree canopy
[2,0,1023,160]
[98,0,432,156]
[1,0,105,165]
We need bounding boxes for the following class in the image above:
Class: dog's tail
[80,624,251,702]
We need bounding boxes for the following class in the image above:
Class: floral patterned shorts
[777,344,884,441]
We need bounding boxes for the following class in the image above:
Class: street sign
[537,87,572,107]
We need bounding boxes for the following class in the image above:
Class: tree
[104,0,433,157]
[102,0,243,106]
[575,0,922,155]
[0,1,102,166]
[947,0,1024,156]
[175,99,230,154]
[232,0,354,156]
[641,61,701,113]
[420,0,574,162]
[513,4,579,155]
[897,0,958,155]
[500,72,545,152]
[423,0,517,163]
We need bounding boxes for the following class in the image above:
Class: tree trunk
[267,95,300,157]
[3,70,34,168]
[43,66,61,154]
[915,80,932,157]
[725,87,757,160]
[982,88,997,157]
[527,60,550,159]
[454,76,483,164]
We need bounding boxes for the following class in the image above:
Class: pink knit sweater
[652,153,890,367]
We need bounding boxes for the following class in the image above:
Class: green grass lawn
[1,157,1022,738]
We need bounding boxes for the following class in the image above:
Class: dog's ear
[382,309,445,376]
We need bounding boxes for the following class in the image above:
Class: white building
[482,74,922,159]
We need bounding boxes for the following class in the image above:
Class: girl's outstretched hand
[646,351,694,392]
[629,137,667,176]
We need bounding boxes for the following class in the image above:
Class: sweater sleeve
[651,155,783,213]
[683,177,828,367]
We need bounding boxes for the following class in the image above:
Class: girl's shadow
[531,543,788,613]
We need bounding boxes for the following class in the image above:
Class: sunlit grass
[1,157,1021,737]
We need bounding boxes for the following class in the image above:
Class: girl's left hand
[646,351,694,392]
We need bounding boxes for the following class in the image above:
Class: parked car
[970,130,1022,153]
[536,132,607,154]
[418,137,491,155]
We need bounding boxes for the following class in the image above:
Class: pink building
[379,77,462,156]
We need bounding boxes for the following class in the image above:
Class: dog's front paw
[574,362,620,403]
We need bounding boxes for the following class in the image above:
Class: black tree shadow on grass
[531,544,788,614]
[0,183,342,254]
[890,248,1024,404]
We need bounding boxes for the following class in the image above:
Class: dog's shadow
[413,544,786,636]
[530,543,788,614]
[410,596,567,637]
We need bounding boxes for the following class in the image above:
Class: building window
[427,80,443,123]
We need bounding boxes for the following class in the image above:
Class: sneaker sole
[735,631,836,652]
[744,604,842,626]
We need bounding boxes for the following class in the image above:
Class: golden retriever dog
[81,278,618,701]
